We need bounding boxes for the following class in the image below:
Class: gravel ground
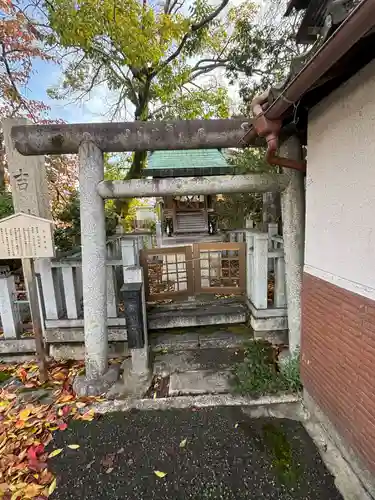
[48,406,343,500]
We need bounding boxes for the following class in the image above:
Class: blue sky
[28,58,111,123]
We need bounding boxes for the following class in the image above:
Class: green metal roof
[144,149,233,177]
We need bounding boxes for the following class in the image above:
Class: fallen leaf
[116,448,125,455]
[154,471,167,478]
[105,467,114,474]
[86,460,95,469]
[48,478,57,495]
[23,482,43,498]
[67,444,80,450]
[179,439,187,448]
[101,454,115,468]
[75,402,86,409]
[58,423,68,431]
[234,423,239,429]
[48,448,63,458]
[19,408,31,421]
[79,409,95,421]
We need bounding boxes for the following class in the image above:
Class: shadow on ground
[48,407,343,499]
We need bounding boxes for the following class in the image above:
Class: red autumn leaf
[18,368,28,383]
[62,406,70,417]
[58,422,68,431]
[27,447,38,461]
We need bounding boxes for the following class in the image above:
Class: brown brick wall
[302,272,375,472]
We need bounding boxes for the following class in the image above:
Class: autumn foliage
[0,0,52,120]
[0,360,99,499]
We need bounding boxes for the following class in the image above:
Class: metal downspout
[251,92,307,173]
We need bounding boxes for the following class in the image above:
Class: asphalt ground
[48,406,343,500]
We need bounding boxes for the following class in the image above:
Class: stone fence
[0,234,148,360]
[0,228,287,359]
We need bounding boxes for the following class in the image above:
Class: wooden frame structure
[140,242,246,301]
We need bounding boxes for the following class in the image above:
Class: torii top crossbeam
[10,118,261,156]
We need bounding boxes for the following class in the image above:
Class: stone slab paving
[169,369,231,396]
[154,347,244,375]
[47,407,343,499]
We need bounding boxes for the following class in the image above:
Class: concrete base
[106,358,152,399]
[250,315,288,331]
[45,327,126,343]
[169,370,231,396]
[303,390,375,499]
[50,342,129,360]
[246,300,288,333]
[73,365,120,397]
[0,338,36,354]
[254,330,288,346]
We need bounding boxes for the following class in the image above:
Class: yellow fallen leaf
[23,482,43,498]
[19,408,31,421]
[67,444,80,450]
[154,471,167,478]
[80,409,95,421]
[48,448,63,458]
[234,423,239,429]
[48,478,57,495]
[179,438,187,448]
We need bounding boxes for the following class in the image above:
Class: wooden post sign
[0,213,55,382]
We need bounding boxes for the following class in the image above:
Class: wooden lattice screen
[140,246,194,301]
[192,242,246,295]
[141,242,246,301]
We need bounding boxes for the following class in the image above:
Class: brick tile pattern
[302,273,375,473]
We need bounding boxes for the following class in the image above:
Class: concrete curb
[91,392,301,414]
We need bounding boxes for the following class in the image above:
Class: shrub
[231,341,303,397]
[279,349,303,393]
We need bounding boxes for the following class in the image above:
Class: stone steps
[150,324,253,352]
[148,298,248,330]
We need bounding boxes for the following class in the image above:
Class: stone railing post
[155,221,162,247]
[274,256,287,308]
[252,233,269,309]
[245,216,254,229]
[79,139,107,380]
[0,274,22,338]
[268,222,278,272]
[121,238,137,269]
[245,230,254,304]
[120,236,149,378]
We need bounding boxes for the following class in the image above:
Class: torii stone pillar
[73,138,119,395]
[280,136,305,354]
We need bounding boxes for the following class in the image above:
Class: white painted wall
[305,59,375,300]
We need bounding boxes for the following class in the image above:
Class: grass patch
[279,349,303,393]
[231,341,302,397]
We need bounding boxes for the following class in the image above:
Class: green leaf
[179,438,187,448]
[48,448,63,458]
[154,470,167,478]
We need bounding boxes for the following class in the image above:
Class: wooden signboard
[0,213,54,259]
[0,212,54,382]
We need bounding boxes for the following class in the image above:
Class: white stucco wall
[305,58,375,300]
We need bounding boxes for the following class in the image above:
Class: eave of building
[242,0,375,148]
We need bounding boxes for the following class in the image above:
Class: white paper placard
[0,213,55,259]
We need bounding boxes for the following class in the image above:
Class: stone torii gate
[11,119,304,395]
